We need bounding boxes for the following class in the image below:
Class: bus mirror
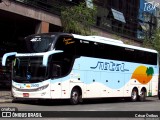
[2,52,17,66]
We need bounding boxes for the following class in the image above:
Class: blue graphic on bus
[90,61,129,72]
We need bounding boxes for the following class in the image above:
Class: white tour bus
[2,32,159,104]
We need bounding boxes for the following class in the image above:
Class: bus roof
[72,34,158,54]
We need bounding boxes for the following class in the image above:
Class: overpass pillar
[35,21,49,33]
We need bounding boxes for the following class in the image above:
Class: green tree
[152,28,160,53]
[143,28,160,53]
[61,2,97,35]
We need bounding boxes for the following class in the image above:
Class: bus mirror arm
[2,52,17,66]
[42,50,63,66]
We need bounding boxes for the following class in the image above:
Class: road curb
[0,99,13,103]
[0,90,13,103]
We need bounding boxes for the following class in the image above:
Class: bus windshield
[13,57,47,83]
[25,34,56,53]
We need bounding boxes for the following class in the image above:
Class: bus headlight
[12,86,19,91]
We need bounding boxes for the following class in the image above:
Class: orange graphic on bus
[131,65,154,84]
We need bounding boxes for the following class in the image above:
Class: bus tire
[139,89,146,102]
[70,88,79,105]
[131,88,138,102]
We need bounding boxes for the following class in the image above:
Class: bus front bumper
[12,84,51,99]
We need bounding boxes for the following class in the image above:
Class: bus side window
[55,36,76,55]
[76,39,94,57]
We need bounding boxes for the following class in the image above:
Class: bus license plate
[23,93,29,97]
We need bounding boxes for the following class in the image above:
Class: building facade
[138,0,160,39]
[1,0,160,54]
[95,0,139,41]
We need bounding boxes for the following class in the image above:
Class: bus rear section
[158,77,160,100]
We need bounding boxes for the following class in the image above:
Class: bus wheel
[131,88,138,102]
[70,88,79,105]
[139,89,146,102]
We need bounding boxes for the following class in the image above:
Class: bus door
[50,81,62,99]
[148,74,159,96]
[50,64,62,99]
[158,75,160,99]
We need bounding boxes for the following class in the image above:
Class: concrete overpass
[0,0,64,54]
[0,0,141,55]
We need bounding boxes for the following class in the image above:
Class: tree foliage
[61,2,97,35]
[143,28,160,53]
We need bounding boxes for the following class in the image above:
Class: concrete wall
[35,21,49,33]
[0,1,61,26]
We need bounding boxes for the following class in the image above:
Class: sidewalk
[0,90,13,103]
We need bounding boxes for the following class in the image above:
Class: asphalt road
[0,97,159,120]
[0,97,159,111]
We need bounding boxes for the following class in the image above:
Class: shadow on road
[12,97,158,106]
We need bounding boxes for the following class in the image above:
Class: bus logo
[27,74,31,80]
[90,61,129,72]
[26,84,31,88]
